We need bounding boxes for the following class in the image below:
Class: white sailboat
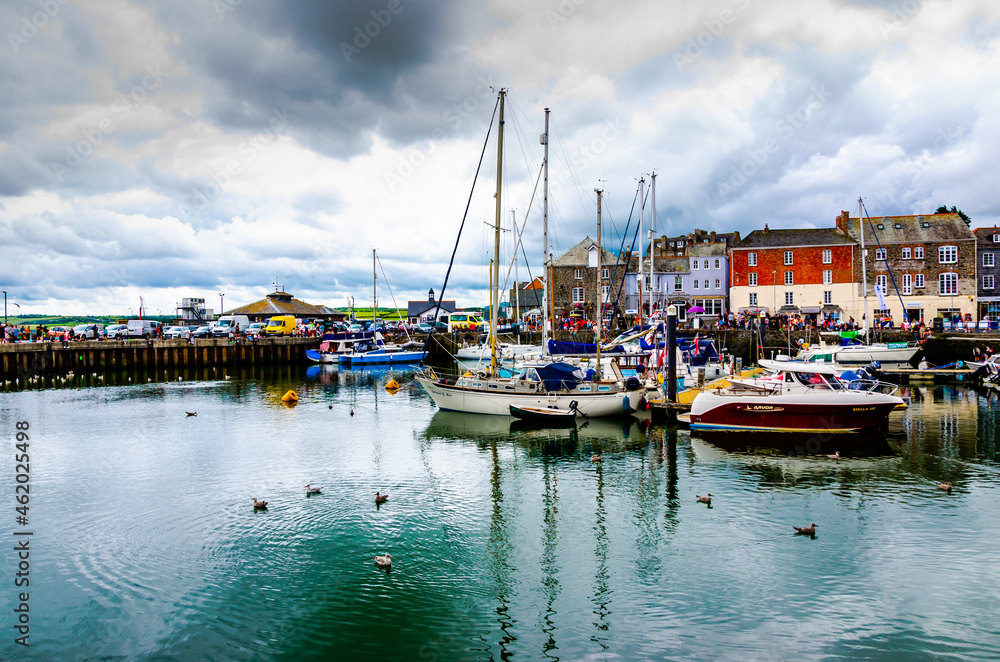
[417,92,645,417]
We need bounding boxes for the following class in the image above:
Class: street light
[219,293,225,317]
[2,291,6,325]
[772,270,777,316]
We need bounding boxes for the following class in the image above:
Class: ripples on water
[1,369,999,660]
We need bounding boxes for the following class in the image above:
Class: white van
[211,315,251,337]
[126,320,157,338]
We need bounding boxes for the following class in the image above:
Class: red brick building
[730,225,858,321]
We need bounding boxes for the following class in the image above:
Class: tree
[936,205,971,225]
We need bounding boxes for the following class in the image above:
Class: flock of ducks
[252,488,392,566]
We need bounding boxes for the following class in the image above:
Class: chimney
[763,224,769,233]
[710,230,717,243]
[836,210,850,234]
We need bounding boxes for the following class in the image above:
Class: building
[651,228,741,257]
[406,289,455,324]
[837,211,976,324]
[622,256,689,320]
[974,227,1000,323]
[227,288,346,322]
[508,277,544,320]
[175,297,212,322]
[730,225,858,322]
[550,237,628,322]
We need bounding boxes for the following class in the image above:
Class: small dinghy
[508,404,578,426]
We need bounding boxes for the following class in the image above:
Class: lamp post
[2,291,6,325]
[772,270,777,317]
[219,293,225,318]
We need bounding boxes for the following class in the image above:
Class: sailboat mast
[638,177,645,325]
[858,197,868,337]
[372,248,377,331]
[512,208,521,342]
[541,107,550,353]
[595,188,603,379]
[490,89,505,375]
[650,172,656,317]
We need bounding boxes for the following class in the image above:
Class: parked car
[417,321,448,333]
[47,325,72,340]
[163,326,188,339]
[105,324,127,339]
[191,324,213,338]
[246,322,266,337]
[72,323,104,339]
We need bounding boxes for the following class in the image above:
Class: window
[749,293,758,305]
[875,274,887,291]
[875,248,886,261]
[601,285,609,299]
[785,292,794,305]
[915,246,924,259]
[939,245,958,263]
[994,234,1000,243]
[902,247,911,260]
[784,251,793,265]
[902,273,912,295]
[894,223,902,229]
[915,273,925,288]
[823,291,832,305]
[985,253,995,267]
[749,272,757,286]
[939,272,958,295]
[877,223,884,230]
[674,276,682,292]
[784,271,793,285]
[715,279,721,289]
[601,267,609,279]
[693,279,700,290]
[703,260,709,270]
[823,270,832,285]
[748,252,757,266]
[703,279,709,289]
[985,275,995,290]
[574,268,583,279]
[715,259,721,269]
[822,249,832,264]
[692,260,699,270]
[572,286,585,302]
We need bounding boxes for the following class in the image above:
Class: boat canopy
[529,362,587,390]
[758,359,841,375]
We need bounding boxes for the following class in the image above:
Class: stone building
[974,226,1000,322]
[837,211,976,324]
[550,237,629,322]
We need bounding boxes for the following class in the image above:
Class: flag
[874,284,887,309]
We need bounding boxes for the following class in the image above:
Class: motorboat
[795,332,920,369]
[685,360,904,433]
[508,403,579,426]
[339,338,427,365]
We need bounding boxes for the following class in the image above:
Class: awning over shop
[800,306,822,314]
[822,304,842,311]
[778,305,800,313]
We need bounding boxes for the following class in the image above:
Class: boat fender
[624,376,642,392]
[622,396,631,412]
[639,396,648,410]
[281,390,298,403]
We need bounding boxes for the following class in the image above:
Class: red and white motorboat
[685,360,904,433]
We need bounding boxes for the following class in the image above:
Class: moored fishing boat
[686,360,904,433]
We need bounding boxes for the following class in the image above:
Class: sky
[2,0,999,316]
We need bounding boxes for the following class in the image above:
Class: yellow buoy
[281,390,299,403]
[385,379,400,391]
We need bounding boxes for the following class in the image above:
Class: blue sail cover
[678,337,719,367]
[535,362,586,390]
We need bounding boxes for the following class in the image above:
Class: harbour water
[1,366,999,660]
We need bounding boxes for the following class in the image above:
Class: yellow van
[263,315,296,336]
[448,312,486,332]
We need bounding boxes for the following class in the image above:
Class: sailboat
[416,92,645,417]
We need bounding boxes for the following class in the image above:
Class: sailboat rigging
[417,91,645,417]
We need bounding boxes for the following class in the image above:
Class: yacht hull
[690,391,901,433]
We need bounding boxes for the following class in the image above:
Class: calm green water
[1,367,999,661]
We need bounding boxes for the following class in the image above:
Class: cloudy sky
[2,0,999,316]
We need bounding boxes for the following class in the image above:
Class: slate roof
[228,291,338,318]
[971,226,1000,243]
[842,213,973,244]
[688,243,729,257]
[407,299,456,318]
[734,227,855,249]
[636,257,690,273]
[553,237,619,267]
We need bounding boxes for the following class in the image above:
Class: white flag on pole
[874,284,888,309]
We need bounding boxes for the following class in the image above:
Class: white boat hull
[416,376,644,417]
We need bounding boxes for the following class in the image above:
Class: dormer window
[994,234,1000,243]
